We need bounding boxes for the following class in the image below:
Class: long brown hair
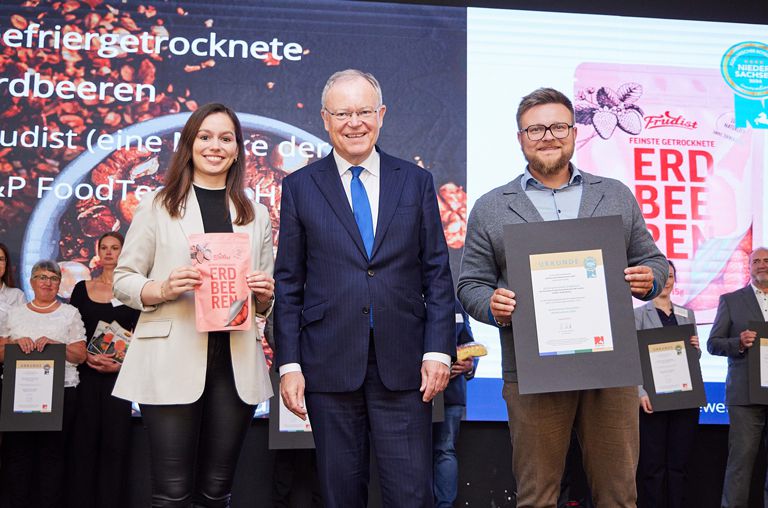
[156,103,254,225]
[0,242,16,288]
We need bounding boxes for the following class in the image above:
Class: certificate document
[529,249,612,356]
[12,359,54,413]
[648,341,693,394]
[278,396,312,432]
[761,338,768,388]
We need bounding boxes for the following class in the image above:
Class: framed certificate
[637,324,706,411]
[747,321,768,405]
[268,371,316,450]
[0,344,66,431]
[504,215,643,394]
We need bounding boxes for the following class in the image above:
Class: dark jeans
[67,368,133,508]
[0,387,77,508]
[433,404,463,508]
[271,449,324,508]
[140,334,255,508]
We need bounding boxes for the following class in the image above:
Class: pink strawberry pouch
[189,233,252,332]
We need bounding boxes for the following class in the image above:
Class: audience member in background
[433,299,476,507]
[67,232,140,508]
[112,103,274,508]
[0,243,25,312]
[635,260,699,508]
[0,259,86,508]
[264,316,324,508]
[0,242,25,470]
[708,247,768,508]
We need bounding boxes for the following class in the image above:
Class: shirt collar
[522,164,582,191]
[752,283,768,297]
[334,149,380,178]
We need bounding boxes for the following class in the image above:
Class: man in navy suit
[274,69,456,507]
[708,247,768,507]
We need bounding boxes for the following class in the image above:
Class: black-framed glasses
[32,274,61,283]
[323,107,381,122]
[520,122,573,141]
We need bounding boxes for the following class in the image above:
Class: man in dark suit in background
[708,247,768,507]
[274,69,455,508]
[433,299,476,507]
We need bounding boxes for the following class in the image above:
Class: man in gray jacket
[457,87,667,507]
[708,247,768,508]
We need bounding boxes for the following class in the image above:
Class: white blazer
[112,188,274,405]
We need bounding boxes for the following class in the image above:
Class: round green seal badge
[721,41,768,98]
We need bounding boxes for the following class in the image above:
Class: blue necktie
[350,166,374,258]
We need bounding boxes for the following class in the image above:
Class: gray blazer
[707,285,766,406]
[457,169,668,383]
[634,301,699,397]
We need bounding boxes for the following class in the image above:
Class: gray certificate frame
[0,344,66,432]
[504,215,643,394]
[747,321,768,405]
[637,324,706,411]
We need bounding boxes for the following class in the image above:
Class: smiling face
[321,76,386,166]
[192,112,238,187]
[30,269,61,304]
[750,248,768,289]
[98,235,122,269]
[517,103,576,180]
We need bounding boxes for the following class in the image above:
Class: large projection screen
[1,0,766,425]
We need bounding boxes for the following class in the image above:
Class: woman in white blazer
[634,260,699,508]
[113,103,274,508]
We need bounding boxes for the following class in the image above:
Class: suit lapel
[504,176,543,223]
[645,302,663,328]
[371,152,405,259]
[578,172,605,218]
[311,155,369,260]
[740,285,765,321]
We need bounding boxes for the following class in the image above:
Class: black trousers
[140,334,255,508]
[637,407,699,508]
[0,387,77,508]
[67,368,133,508]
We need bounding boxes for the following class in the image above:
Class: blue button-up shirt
[521,165,583,221]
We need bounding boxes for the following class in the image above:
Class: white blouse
[2,303,86,387]
[0,284,25,313]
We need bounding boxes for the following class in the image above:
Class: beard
[525,143,574,177]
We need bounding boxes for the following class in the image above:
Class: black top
[656,306,679,328]
[70,280,140,376]
[70,280,140,341]
[193,185,233,234]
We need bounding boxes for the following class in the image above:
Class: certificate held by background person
[530,249,612,356]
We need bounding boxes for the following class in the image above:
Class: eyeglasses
[324,107,380,122]
[520,123,573,141]
[32,274,61,283]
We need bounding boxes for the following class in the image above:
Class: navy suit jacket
[707,285,766,406]
[274,147,456,393]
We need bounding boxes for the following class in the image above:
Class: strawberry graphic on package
[575,83,644,143]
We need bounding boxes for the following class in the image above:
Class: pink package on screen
[189,233,252,332]
[574,63,765,321]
